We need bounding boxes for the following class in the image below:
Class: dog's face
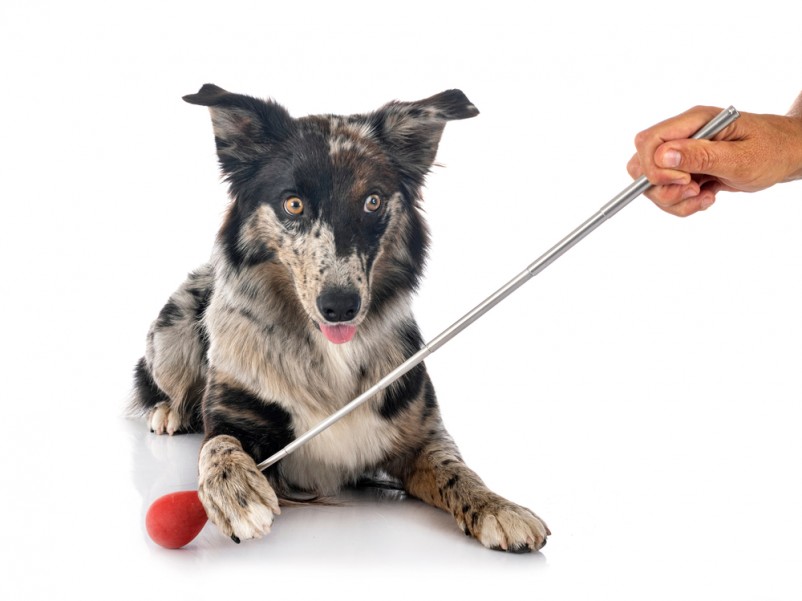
[184,85,478,343]
[231,116,404,345]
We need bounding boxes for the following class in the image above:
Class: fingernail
[681,187,697,200]
[700,195,715,210]
[660,149,681,168]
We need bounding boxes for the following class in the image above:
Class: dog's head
[185,84,478,344]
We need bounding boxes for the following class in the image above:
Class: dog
[132,84,549,552]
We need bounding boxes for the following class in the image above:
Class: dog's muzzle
[316,287,360,344]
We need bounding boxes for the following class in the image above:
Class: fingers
[628,105,742,217]
[653,138,740,183]
[644,183,715,218]
[628,151,719,217]
[632,106,725,187]
[628,102,802,217]
[651,189,717,218]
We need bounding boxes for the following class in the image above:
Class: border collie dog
[132,84,549,551]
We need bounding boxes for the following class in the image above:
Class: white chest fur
[274,335,398,493]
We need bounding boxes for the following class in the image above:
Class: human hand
[627,105,802,217]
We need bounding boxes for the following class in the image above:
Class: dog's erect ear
[183,84,294,173]
[371,89,479,188]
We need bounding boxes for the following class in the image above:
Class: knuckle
[693,145,716,172]
[633,129,650,149]
[674,204,695,218]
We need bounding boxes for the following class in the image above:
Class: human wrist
[783,112,802,182]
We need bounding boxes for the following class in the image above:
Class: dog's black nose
[317,288,361,323]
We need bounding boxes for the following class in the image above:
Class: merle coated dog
[132,84,549,551]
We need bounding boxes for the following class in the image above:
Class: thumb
[655,139,732,178]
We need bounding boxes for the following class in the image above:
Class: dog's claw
[231,534,241,544]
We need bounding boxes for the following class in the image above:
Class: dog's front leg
[399,431,550,552]
[196,375,292,543]
[198,435,280,543]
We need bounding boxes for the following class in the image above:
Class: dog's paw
[147,402,184,435]
[460,498,550,552]
[197,435,281,543]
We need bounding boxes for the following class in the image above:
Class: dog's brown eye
[364,194,382,213]
[284,197,304,216]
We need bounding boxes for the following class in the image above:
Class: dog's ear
[371,90,479,188]
[183,84,294,174]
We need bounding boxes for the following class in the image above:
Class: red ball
[145,490,208,549]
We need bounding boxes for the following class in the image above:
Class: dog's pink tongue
[320,324,357,344]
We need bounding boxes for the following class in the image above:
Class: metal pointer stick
[257,105,740,471]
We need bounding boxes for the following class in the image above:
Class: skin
[626,92,802,217]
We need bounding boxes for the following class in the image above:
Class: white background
[1,1,800,599]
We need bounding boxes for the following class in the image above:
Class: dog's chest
[276,341,398,492]
[280,401,391,493]
[206,291,408,493]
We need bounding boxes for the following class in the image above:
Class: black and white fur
[132,84,549,551]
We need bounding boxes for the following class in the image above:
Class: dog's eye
[364,194,382,213]
[284,197,304,216]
